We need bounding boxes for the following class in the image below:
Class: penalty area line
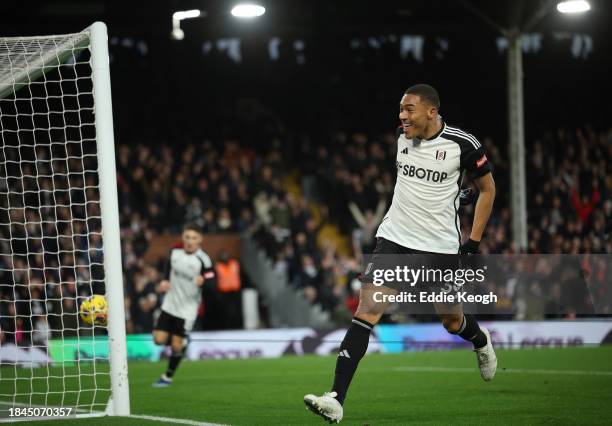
[127,414,227,426]
[392,366,612,376]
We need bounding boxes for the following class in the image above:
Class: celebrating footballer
[305,84,497,423]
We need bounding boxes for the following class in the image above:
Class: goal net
[0,23,129,420]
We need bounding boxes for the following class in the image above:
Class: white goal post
[0,22,129,418]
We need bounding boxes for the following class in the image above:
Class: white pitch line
[127,414,227,426]
[392,366,612,376]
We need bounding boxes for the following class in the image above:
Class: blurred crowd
[116,140,260,333]
[303,127,611,256]
[1,126,610,348]
[0,139,104,347]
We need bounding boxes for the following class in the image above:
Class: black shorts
[154,310,187,337]
[362,237,461,293]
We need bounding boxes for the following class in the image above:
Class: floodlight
[231,4,266,18]
[173,9,202,20]
[557,1,591,14]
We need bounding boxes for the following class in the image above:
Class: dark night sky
[3,0,610,147]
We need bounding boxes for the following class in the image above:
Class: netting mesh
[0,31,111,417]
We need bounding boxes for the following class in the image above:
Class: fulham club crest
[435,150,446,161]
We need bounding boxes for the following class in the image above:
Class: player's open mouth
[403,123,413,131]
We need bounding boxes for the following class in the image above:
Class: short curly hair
[405,84,440,109]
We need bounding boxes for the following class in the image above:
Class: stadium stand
[1,126,610,346]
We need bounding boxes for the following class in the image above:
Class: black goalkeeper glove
[459,239,481,255]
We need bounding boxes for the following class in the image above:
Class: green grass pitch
[3,346,612,425]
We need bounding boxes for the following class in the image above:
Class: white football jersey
[376,122,491,254]
[161,247,214,331]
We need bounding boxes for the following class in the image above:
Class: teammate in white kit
[304,84,497,423]
[152,223,215,387]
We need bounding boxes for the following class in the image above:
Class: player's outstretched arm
[469,172,495,243]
